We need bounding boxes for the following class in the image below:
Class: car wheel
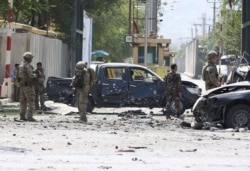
[170,100,185,116]
[226,104,250,128]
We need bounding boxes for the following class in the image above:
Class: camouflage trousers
[19,86,35,119]
[76,85,89,121]
[34,85,45,109]
[165,93,180,118]
[13,83,20,102]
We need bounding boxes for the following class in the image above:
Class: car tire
[170,100,186,116]
[226,104,250,128]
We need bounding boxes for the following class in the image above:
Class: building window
[138,46,158,64]
[164,57,170,66]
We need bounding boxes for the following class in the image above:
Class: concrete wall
[183,38,204,79]
[0,32,70,86]
[174,57,185,73]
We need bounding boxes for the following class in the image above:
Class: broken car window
[105,67,126,80]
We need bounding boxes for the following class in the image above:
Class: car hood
[202,81,250,97]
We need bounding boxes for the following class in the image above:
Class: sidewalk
[0,98,10,105]
[0,98,11,111]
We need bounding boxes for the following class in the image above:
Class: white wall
[0,32,69,85]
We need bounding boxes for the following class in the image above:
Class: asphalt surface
[0,102,250,171]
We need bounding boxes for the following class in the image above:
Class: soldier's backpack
[80,68,89,86]
[74,72,84,88]
[74,67,95,88]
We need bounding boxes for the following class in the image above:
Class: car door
[99,66,129,105]
[128,67,165,107]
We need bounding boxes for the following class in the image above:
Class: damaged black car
[47,63,201,115]
[192,81,250,128]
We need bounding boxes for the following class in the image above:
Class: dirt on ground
[0,102,250,171]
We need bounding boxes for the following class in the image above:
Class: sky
[158,0,215,48]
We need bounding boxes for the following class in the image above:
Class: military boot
[79,115,87,123]
[165,109,172,120]
[27,117,37,122]
[20,115,27,121]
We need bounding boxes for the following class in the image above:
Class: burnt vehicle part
[192,81,250,128]
[46,77,74,105]
[227,65,250,84]
[227,52,250,84]
[47,63,201,115]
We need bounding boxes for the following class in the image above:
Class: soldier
[34,62,46,110]
[164,63,182,119]
[70,61,93,123]
[202,50,221,90]
[17,52,37,121]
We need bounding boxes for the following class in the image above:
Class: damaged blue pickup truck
[46,63,201,115]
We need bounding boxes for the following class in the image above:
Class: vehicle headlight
[192,97,204,111]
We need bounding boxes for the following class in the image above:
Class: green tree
[1,0,121,41]
[205,0,242,56]
[220,0,241,55]
[1,0,134,62]
[91,0,131,62]
[0,0,9,23]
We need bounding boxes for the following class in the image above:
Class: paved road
[0,104,250,171]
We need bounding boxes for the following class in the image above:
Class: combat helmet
[75,61,86,69]
[206,50,218,60]
[23,52,34,59]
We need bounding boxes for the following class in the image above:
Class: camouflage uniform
[17,52,37,121]
[34,64,46,110]
[71,62,93,122]
[164,69,182,119]
[202,51,221,90]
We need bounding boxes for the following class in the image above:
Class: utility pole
[194,14,208,39]
[202,14,206,40]
[0,0,13,98]
[193,23,202,38]
[207,0,219,43]
[144,0,148,66]
[129,0,132,35]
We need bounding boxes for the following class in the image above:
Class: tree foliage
[220,0,241,55]
[0,0,122,44]
[0,0,129,61]
[91,0,131,62]
[204,0,242,56]
[0,0,9,21]
[83,0,121,17]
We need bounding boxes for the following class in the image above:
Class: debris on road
[179,149,197,152]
